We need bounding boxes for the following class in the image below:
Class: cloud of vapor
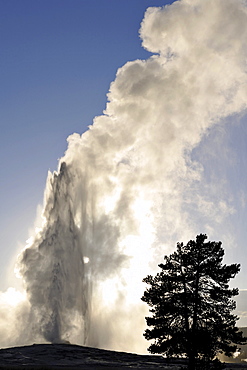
[1,0,247,353]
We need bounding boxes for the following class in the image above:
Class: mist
[1,0,247,354]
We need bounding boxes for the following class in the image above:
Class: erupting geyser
[20,162,91,344]
[3,0,247,353]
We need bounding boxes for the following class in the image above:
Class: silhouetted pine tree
[141,234,246,370]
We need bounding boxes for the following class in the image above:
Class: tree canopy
[141,234,246,369]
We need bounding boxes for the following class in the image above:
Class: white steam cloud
[1,0,247,353]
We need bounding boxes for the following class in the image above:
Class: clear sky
[1,0,247,350]
[0,0,170,287]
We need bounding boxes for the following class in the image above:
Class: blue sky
[0,0,170,287]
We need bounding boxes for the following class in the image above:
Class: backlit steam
[2,0,247,353]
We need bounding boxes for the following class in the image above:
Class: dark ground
[0,344,246,370]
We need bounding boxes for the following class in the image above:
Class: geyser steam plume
[7,0,247,352]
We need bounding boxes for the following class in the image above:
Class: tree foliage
[141,234,246,369]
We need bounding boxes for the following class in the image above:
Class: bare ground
[0,344,246,369]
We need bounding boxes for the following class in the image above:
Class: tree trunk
[191,252,201,365]
[181,271,195,368]
[188,355,196,370]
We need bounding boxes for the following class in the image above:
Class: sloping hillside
[0,344,247,369]
[0,343,178,369]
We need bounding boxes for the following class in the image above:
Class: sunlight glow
[99,278,120,305]
[102,183,122,214]
[0,288,26,307]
